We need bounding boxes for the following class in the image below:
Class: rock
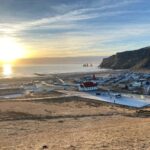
[42,145,48,149]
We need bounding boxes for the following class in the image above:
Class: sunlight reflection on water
[3,64,12,77]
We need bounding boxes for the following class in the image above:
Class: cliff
[100,47,150,69]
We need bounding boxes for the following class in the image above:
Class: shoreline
[0,69,122,81]
[0,71,104,82]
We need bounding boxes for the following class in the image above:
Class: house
[131,81,142,88]
[143,85,150,95]
[22,83,37,94]
[78,81,98,91]
[118,83,127,89]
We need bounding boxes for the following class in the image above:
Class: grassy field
[0,96,150,150]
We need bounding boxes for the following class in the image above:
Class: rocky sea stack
[100,47,150,69]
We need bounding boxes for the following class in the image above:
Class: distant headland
[100,46,150,70]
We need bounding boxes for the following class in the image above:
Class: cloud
[0,0,142,35]
[1,0,150,57]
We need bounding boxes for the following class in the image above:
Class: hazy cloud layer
[0,0,150,57]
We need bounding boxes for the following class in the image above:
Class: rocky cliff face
[100,47,150,69]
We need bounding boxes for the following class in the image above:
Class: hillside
[100,47,150,69]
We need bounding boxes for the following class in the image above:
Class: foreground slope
[0,97,150,150]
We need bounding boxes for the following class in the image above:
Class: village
[0,71,150,108]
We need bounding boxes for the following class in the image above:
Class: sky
[0,0,150,58]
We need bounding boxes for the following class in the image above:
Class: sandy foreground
[0,95,150,150]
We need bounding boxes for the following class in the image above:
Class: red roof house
[79,81,98,91]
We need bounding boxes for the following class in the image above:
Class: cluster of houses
[101,72,150,95]
[1,71,150,99]
[76,72,150,95]
[4,71,150,97]
[2,71,150,99]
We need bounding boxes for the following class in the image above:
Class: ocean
[0,56,105,78]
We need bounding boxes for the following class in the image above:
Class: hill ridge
[100,47,150,69]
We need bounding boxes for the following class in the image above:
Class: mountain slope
[100,47,150,69]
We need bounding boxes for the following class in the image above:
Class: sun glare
[0,37,26,63]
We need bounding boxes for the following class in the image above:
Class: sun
[0,36,26,63]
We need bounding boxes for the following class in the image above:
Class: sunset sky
[0,0,150,58]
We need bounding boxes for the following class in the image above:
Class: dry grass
[0,96,150,150]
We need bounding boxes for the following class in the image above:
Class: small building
[131,81,142,88]
[118,83,127,89]
[78,81,98,91]
[143,85,150,95]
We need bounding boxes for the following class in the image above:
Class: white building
[143,85,150,95]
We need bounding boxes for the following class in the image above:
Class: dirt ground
[0,96,150,150]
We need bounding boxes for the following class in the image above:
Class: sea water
[0,57,105,78]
